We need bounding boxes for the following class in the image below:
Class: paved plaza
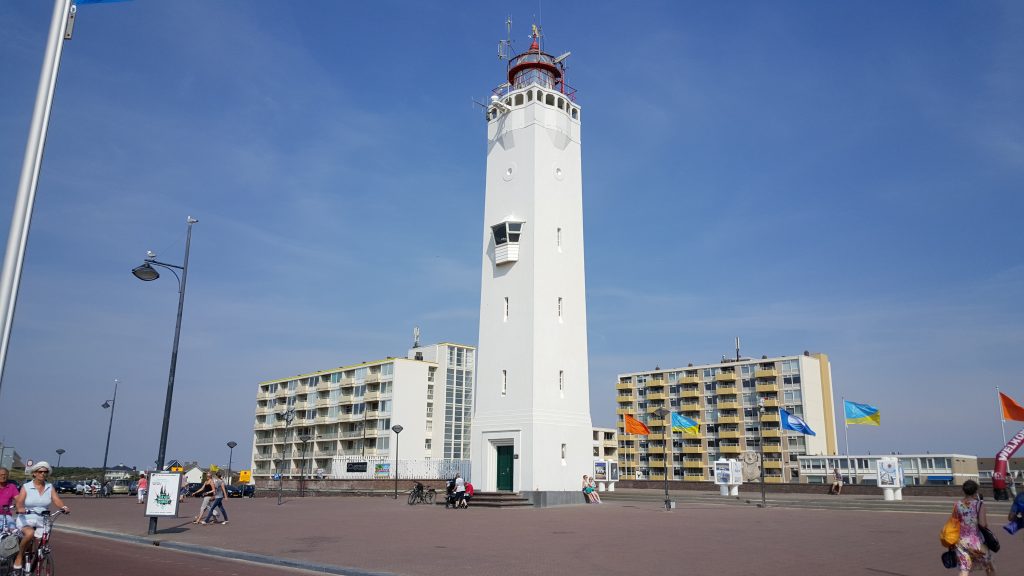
[54,490,1023,576]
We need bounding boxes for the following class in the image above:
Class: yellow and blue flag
[671,413,700,435]
[844,400,880,426]
[779,408,816,436]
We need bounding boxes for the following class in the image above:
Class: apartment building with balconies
[615,352,837,484]
[250,342,475,479]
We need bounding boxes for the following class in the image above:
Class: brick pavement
[54,491,1024,576]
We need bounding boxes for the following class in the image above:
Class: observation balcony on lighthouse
[490,220,524,265]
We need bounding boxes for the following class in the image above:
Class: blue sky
[0,1,1021,470]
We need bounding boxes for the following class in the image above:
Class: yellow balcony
[647,392,668,401]
[719,445,742,453]
[755,369,778,379]
[647,445,667,454]
[364,391,383,402]
[616,394,635,403]
[681,388,701,399]
[648,460,667,468]
[765,476,785,484]
[762,429,782,438]
[648,473,666,481]
[683,472,706,480]
[760,413,781,423]
[682,460,705,469]
[763,443,783,453]
[682,445,705,454]
[717,430,742,439]
[620,447,637,454]
[681,402,701,411]
[715,372,738,382]
[764,460,784,469]
[756,382,779,393]
[615,407,632,415]
[715,385,738,396]
[616,381,635,390]
[718,415,741,425]
[364,374,381,384]
[680,375,700,385]
[340,377,356,387]
[760,398,780,407]
[717,400,740,410]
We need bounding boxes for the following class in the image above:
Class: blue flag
[671,412,700,435]
[779,408,816,436]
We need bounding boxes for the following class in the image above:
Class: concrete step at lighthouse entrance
[435,491,533,508]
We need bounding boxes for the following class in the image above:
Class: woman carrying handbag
[948,480,995,576]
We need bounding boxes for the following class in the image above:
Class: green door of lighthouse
[496,446,514,491]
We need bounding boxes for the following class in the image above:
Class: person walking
[952,479,996,576]
[137,473,148,504]
[201,472,229,525]
[192,473,222,524]
[453,473,466,508]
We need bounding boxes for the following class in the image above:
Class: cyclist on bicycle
[0,467,18,532]
[14,462,68,573]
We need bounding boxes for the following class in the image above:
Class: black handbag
[941,548,956,569]
[980,525,1000,552]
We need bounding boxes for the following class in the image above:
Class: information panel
[144,472,182,518]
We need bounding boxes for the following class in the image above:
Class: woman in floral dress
[954,480,996,576]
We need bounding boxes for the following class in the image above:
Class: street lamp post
[758,398,766,508]
[391,425,403,499]
[652,407,672,511]
[275,408,295,505]
[55,449,64,475]
[298,434,312,497]
[101,378,119,493]
[226,441,237,485]
[132,216,197,535]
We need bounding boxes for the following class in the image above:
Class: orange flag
[624,414,650,435]
[1000,392,1024,422]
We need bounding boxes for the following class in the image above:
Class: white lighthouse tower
[472,26,593,504]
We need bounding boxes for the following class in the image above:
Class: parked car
[54,480,75,494]
[111,479,130,494]
[75,480,99,495]
[225,484,255,498]
[129,480,138,495]
[184,483,203,497]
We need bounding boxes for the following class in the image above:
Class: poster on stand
[144,472,182,517]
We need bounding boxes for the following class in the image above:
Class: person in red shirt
[0,468,19,531]
[461,481,474,508]
[137,473,148,504]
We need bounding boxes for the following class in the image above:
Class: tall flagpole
[0,0,73,401]
[842,396,852,476]
[997,386,1008,445]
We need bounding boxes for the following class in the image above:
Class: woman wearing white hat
[13,461,68,573]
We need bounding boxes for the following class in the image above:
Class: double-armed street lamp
[101,378,119,489]
[298,434,312,497]
[132,216,197,534]
[276,408,295,505]
[652,407,672,511]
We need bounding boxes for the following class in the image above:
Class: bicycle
[0,506,19,576]
[406,482,436,505]
[9,509,65,576]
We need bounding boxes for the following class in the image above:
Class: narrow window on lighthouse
[559,370,565,396]
[501,370,507,397]
[504,297,509,322]
[561,443,567,466]
[557,227,562,251]
[557,297,563,322]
